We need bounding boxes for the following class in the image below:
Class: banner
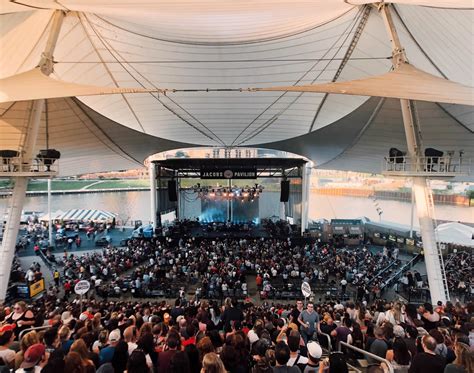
[29,278,45,298]
[200,167,257,179]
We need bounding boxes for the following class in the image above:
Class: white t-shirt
[0,348,15,365]
[287,354,308,367]
[127,342,138,355]
[15,366,43,373]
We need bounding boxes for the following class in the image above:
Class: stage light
[193,184,263,201]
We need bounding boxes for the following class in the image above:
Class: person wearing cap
[16,343,46,373]
[0,324,16,368]
[304,341,322,373]
[99,329,121,365]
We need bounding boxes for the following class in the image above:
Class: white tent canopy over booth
[436,222,474,248]
[0,1,473,303]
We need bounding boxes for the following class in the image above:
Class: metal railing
[0,156,59,174]
[381,253,422,291]
[383,156,470,176]
[317,332,332,353]
[19,325,50,339]
[338,341,394,373]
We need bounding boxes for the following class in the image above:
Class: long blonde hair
[453,342,473,372]
[201,352,226,373]
[20,331,39,352]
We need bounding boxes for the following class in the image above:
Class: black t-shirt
[222,306,243,332]
[289,308,301,326]
[408,352,446,373]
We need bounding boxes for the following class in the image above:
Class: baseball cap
[108,329,121,342]
[307,341,322,359]
[21,343,45,368]
[0,324,15,334]
[79,311,93,321]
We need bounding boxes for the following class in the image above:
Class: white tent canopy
[38,209,65,222]
[252,63,474,106]
[54,208,117,222]
[436,222,474,247]
[0,68,158,104]
[0,1,472,176]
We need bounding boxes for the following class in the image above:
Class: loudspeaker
[280,180,290,202]
[168,180,178,201]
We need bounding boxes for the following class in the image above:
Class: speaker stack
[280,180,290,202]
[168,180,177,201]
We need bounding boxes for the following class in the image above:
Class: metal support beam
[380,4,449,303]
[149,163,157,229]
[0,10,65,302]
[0,178,28,302]
[301,162,312,235]
[48,178,53,246]
[409,185,415,239]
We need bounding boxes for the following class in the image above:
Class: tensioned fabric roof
[0,1,472,177]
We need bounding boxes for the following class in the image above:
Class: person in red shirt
[63,281,71,298]
[256,274,263,288]
[182,324,196,347]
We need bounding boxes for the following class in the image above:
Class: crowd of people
[444,252,472,300]
[0,293,472,373]
[53,235,403,304]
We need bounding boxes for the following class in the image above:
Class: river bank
[314,187,471,206]
[1,184,471,207]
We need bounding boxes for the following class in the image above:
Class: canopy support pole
[301,162,312,235]
[48,178,53,246]
[149,162,157,229]
[410,184,415,239]
[0,10,65,302]
[380,4,449,303]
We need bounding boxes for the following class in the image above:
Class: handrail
[383,156,470,175]
[317,332,332,353]
[0,156,59,173]
[381,253,422,291]
[338,341,394,373]
[19,325,50,339]
[367,259,398,285]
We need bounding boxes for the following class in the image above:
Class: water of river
[0,191,472,228]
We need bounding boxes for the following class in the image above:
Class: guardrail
[338,341,394,373]
[0,156,59,175]
[19,325,51,339]
[383,156,470,177]
[382,254,422,291]
[317,332,332,353]
[367,259,398,285]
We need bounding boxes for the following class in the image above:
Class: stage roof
[153,157,306,171]
[0,1,472,178]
